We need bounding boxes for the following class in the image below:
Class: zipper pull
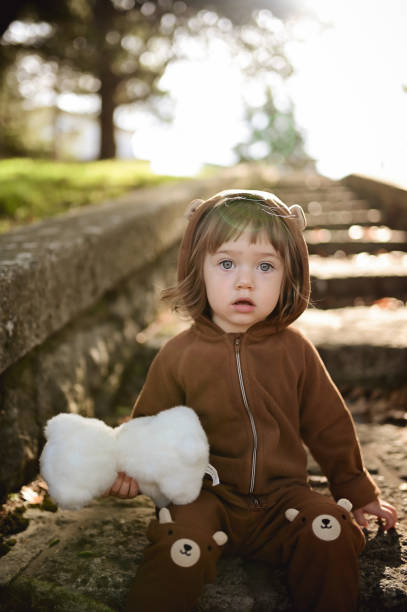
[235,336,240,351]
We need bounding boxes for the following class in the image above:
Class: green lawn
[0,158,183,233]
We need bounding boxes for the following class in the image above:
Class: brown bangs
[201,199,292,258]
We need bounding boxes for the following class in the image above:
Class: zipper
[234,336,258,494]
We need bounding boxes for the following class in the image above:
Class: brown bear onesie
[126,191,379,612]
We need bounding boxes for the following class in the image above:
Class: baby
[107,190,397,612]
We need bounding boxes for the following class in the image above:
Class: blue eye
[220,260,233,270]
[259,262,272,272]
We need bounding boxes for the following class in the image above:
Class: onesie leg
[125,490,229,612]
[245,488,366,612]
[280,493,365,612]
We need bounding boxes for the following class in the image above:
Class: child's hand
[353,498,398,530]
[104,471,139,499]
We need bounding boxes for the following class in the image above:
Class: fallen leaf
[21,486,44,505]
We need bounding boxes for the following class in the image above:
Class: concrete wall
[0,168,258,500]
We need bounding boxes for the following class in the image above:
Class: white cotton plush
[116,406,210,508]
[40,406,210,510]
[40,413,118,510]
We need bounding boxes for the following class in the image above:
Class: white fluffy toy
[40,406,214,510]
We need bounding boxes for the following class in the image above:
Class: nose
[322,518,331,527]
[235,268,254,289]
[184,544,192,553]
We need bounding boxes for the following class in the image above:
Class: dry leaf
[21,486,44,505]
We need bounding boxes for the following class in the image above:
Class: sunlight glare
[348,225,364,240]
[132,40,248,174]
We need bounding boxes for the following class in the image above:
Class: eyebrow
[215,249,280,259]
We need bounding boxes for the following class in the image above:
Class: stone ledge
[137,306,407,390]
[297,307,407,387]
[0,169,253,375]
[297,306,407,349]
[0,248,178,498]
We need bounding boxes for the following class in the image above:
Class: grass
[0,158,184,233]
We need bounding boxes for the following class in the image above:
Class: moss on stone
[0,576,115,611]
[0,505,29,536]
[39,495,58,513]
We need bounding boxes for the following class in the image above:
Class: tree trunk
[95,0,118,160]
[99,68,117,159]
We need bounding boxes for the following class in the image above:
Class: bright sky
[286,0,407,184]
[130,0,407,184]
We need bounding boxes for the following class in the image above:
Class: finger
[353,509,368,528]
[381,501,398,526]
[373,507,396,531]
[111,472,125,495]
[118,475,131,498]
[377,511,391,531]
[380,507,398,530]
[128,478,139,498]
[103,475,119,497]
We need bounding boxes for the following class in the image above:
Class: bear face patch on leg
[311,513,342,541]
[170,538,201,567]
[285,498,353,542]
[156,507,228,569]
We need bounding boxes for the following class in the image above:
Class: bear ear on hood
[289,204,307,231]
[185,199,205,220]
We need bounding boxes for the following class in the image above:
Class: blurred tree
[0,0,75,38]
[187,0,301,23]
[0,1,301,38]
[234,86,312,169]
[0,0,303,159]
[1,1,176,158]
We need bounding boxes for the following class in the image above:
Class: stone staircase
[278,178,407,399]
[0,173,406,611]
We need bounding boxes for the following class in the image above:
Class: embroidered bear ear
[212,531,228,546]
[185,199,205,219]
[285,508,300,522]
[159,507,174,524]
[337,498,353,512]
[289,204,307,231]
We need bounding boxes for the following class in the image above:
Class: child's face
[202,228,284,333]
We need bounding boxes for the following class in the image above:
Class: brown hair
[162,194,308,328]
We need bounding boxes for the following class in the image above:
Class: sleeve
[130,344,185,419]
[298,336,380,510]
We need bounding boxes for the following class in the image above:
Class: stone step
[296,306,407,388]
[303,199,370,212]
[305,208,382,229]
[133,306,407,390]
[283,195,369,210]
[310,252,407,307]
[305,227,407,256]
[275,186,357,201]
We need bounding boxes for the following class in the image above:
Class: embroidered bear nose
[184,544,192,553]
[322,518,331,527]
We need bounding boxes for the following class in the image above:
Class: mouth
[232,298,255,312]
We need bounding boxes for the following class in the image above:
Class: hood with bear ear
[177,189,310,330]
